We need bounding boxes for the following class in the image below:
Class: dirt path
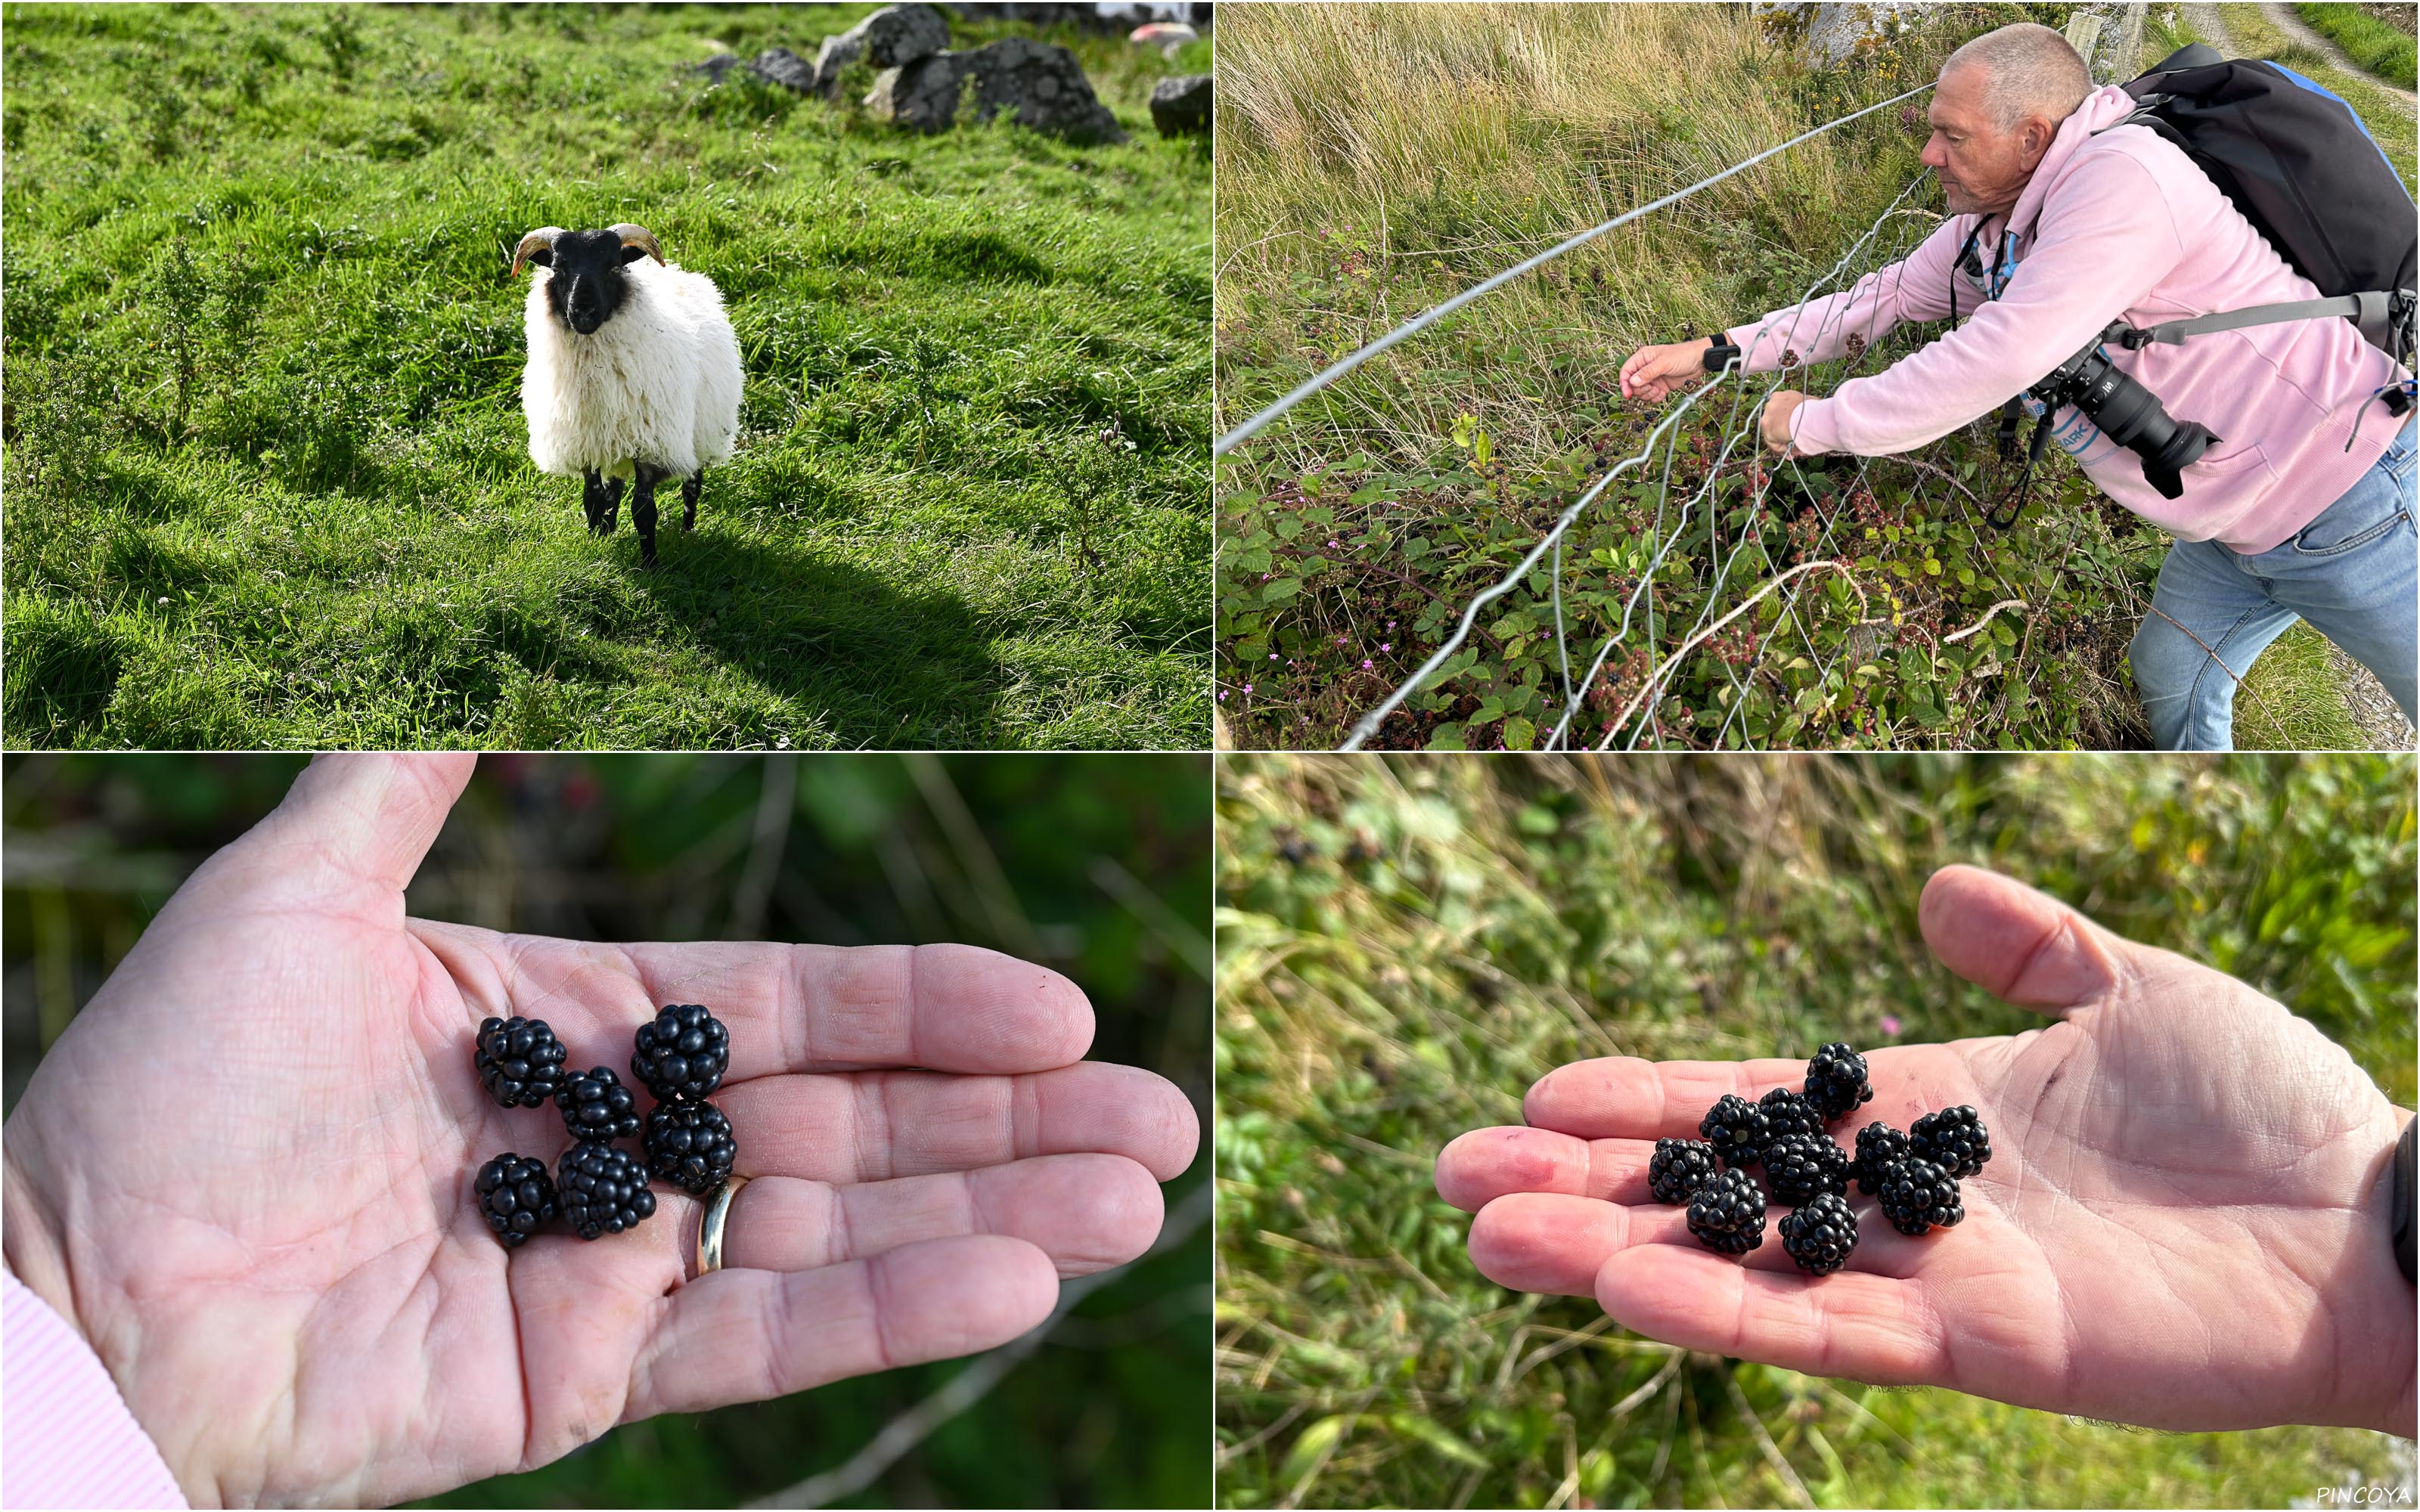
[2183,2,2237,53]
[2327,643,2416,750]
[2258,1,2419,108]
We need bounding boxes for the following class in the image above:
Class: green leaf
[1261,578,1302,603]
[1503,717,1536,751]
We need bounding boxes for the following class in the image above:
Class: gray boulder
[746,46,821,91]
[867,36,1127,143]
[1148,73,1209,136]
[811,3,953,94]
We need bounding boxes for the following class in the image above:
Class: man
[1618,23,2415,751]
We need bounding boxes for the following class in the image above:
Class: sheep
[512,223,742,567]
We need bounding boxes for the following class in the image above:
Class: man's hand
[1,755,1200,1507]
[1618,337,1715,404]
[1435,865,2415,1438]
[1761,389,1808,457]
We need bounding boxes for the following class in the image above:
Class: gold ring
[697,1175,748,1278]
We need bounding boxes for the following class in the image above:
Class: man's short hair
[1941,23,2094,133]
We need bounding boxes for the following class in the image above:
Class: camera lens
[2051,349,2218,500]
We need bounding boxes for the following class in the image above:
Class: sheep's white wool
[522,259,743,479]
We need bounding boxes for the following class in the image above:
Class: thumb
[1917,863,2139,1014]
[237,754,476,897]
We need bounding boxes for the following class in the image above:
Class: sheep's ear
[619,245,651,267]
[525,248,554,268]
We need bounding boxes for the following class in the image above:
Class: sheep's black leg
[581,469,607,533]
[600,475,623,534]
[631,463,662,569]
[681,472,701,532]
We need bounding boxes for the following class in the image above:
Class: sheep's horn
[610,223,666,265]
[511,227,565,276]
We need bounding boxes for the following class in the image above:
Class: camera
[2028,338,2220,500]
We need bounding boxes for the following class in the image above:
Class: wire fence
[1211,70,2214,751]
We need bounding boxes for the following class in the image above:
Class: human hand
[1,754,1199,1507]
[1761,389,1807,456]
[1435,865,2415,1436]
[1618,338,1714,404]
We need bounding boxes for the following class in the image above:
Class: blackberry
[1803,1042,1874,1122]
[1764,1130,1851,1207]
[1909,1105,1991,1179]
[557,1142,657,1240]
[1779,1191,1860,1275]
[1686,1168,1767,1256]
[474,1016,568,1108]
[1757,1088,1825,1152]
[1648,1138,1724,1205]
[558,1066,641,1142]
[1850,1122,1912,1196]
[1877,1157,1965,1236]
[1699,1094,1771,1166]
[643,1100,739,1195]
[631,1004,731,1103]
[473,1153,558,1248]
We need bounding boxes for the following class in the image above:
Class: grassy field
[1212,2,2408,752]
[1215,753,2416,1507]
[2291,2,2419,86]
[3,752,1212,1507]
[2,4,1210,750]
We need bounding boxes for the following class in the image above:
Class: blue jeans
[2128,419,2418,750]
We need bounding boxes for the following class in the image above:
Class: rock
[2066,2,2147,84]
[867,36,1128,142]
[694,51,742,82]
[1149,73,1209,136]
[1751,3,1931,69]
[746,46,820,91]
[811,3,953,94]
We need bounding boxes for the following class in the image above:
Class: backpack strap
[2120,291,2400,346]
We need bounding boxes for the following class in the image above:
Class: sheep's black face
[526,229,651,336]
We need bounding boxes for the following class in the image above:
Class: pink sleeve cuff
[1788,396,1841,457]
[5,1269,188,1509]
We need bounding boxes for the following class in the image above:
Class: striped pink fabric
[4,1268,188,1509]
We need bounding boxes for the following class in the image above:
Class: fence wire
[1212,76,1972,752]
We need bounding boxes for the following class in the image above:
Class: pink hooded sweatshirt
[1723,82,2413,553]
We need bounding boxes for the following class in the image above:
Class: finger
[418,934,1100,1077]
[1469,1192,1630,1296]
[1595,1242,1947,1387]
[1918,864,2131,1013]
[678,1154,1165,1278]
[625,1234,1059,1419]
[222,754,476,900]
[1435,1126,1657,1210]
[716,1061,1200,1182]
[1522,1055,1817,1140]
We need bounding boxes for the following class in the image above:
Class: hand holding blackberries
[0,754,1201,1507]
[1435,864,2413,1438]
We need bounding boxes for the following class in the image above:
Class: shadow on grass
[627,523,1010,748]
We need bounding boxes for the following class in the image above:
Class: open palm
[1436,865,2413,1436]
[2,756,1199,1507]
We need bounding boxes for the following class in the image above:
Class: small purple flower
[1328,539,1340,549]
[1243,683,1254,695]
[1361,658,1373,670]
[1218,690,1229,701]
[1881,1014,1903,1037]
[1379,642,1392,652]
[1269,652,1278,661]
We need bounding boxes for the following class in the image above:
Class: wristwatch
[2394,1117,2414,1285]
[1696,330,1742,373]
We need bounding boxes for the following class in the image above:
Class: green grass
[1216,753,2415,1507]
[2293,2,2420,86]
[2,4,1211,749]
[1213,2,2409,752]
[4,752,1213,1507]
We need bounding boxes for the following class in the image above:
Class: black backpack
[2103,42,2416,381]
